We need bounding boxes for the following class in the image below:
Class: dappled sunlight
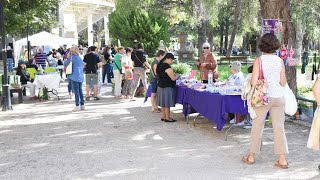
[21,143,49,149]
[70,133,103,138]
[94,168,146,177]
[48,130,89,137]
[158,147,175,151]
[0,129,12,134]
[0,162,15,167]
[131,130,155,141]
[75,150,95,154]
[153,135,163,140]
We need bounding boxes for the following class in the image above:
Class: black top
[16,67,30,85]
[103,52,112,64]
[156,62,176,88]
[6,50,13,59]
[83,52,101,74]
[132,50,146,67]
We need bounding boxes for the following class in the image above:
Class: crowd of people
[10,33,320,169]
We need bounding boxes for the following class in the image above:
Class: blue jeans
[71,80,84,106]
[103,63,113,83]
[7,58,13,72]
[68,78,73,93]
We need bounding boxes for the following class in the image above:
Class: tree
[108,10,170,56]
[5,0,58,36]
[259,0,297,95]
[226,0,242,57]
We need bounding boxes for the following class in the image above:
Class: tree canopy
[5,0,58,37]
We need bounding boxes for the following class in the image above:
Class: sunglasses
[203,47,209,49]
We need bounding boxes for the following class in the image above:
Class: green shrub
[171,63,192,75]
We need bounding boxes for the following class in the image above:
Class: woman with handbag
[64,46,85,111]
[113,46,124,98]
[121,47,135,100]
[242,33,288,169]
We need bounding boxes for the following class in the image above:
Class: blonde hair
[69,46,79,56]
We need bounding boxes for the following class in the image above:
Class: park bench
[10,87,26,104]
[296,95,317,113]
[219,56,249,66]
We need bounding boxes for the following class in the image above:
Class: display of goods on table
[176,77,241,95]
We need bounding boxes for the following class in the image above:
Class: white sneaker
[80,105,85,110]
[229,118,235,124]
[235,121,245,126]
[72,106,81,112]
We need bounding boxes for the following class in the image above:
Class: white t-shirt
[260,54,283,98]
[227,71,244,86]
[122,55,133,74]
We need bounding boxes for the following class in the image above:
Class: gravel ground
[0,79,320,179]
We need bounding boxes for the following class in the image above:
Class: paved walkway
[0,81,320,179]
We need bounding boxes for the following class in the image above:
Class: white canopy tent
[14,31,77,60]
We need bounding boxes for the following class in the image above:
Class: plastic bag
[284,84,297,115]
[307,108,320,150]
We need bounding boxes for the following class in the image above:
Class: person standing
[156,53,180,122]
[131,43,150,97]
[34,47,47,68]
[113,46,124,98]
[121,47,134,100]
[64,46,85,111]
[102,46,114,85]
[83,46,102,100]
[196,42,218,83]
[150,50,165,112]
[6,46,14,72]
[242,33,288,169]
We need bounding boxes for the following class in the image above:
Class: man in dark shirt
[83,46,102,100]
[131,43,151,97]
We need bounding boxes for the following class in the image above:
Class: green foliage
[298,86,313,94]
[108,9,170,56]
[5,0,58,36]
[171,63,192,75]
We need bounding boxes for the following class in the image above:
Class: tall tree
[226,0,242,57]
[259,0,297,94]
[5,0,58,36]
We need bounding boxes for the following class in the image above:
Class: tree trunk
[227,0,242,57]
[242,34,248,54]
[303,33,309,51]
[207,24,214,51]
[197,20,207,58]
[219,22,224,53]
[259,0,297,95]
[295,18,304,64]
[224,18,229,52]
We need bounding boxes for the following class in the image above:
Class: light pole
[0,0,12,111]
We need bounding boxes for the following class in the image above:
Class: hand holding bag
[284,83,297,115]
[66,56,72,75]
[251,58,269,107]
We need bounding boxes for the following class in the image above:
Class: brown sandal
[274,160,288,169]
[242,155,255,165]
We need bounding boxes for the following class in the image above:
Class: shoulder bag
[251,58,269,107]
[66,56,72,75]
[135,52,149,70]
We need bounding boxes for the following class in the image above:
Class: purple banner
[262,19,282,42]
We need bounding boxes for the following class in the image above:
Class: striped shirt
[35,53,47,68]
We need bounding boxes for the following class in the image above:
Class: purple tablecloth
[183,88,248,131]
[144,85,248,131]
